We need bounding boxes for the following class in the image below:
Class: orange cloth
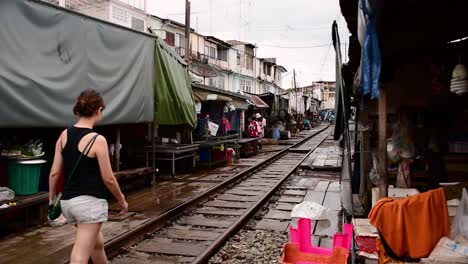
[368,188,450,263]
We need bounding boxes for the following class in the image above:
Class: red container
[227,149,234,165]
[212,149,225,162]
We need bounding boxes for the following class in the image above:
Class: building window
[165,31,175,46]
[237,52,241,65]
[112,6,127,23]
[209,47,216,59]
[217,47,228,62]
[218,76,225,89]
[131,17,144,31]
[118,0,145,10]
[246,55,253,70]
[241,79,252,93]
[178,34,186,48]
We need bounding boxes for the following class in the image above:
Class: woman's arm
[49,132,65,202]
[94,135,128,214]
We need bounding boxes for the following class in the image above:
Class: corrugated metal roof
[246,93,269,108]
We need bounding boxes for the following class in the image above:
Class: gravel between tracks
[208,229,288,264]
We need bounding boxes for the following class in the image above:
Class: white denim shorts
[61,195,108,225]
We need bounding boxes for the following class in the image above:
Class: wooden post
[378,88,388,198]
[152,124,157,185]
[114,126,121,172]
[360,102,373,211]
[185,0,191,62]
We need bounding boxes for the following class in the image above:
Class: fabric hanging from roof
[360,0,381,99]
[154,38,197,128]
[246,94,269,108]
[0,0,155,127]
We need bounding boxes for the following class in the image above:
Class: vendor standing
[255,113,266,148]
[256,114,266,137]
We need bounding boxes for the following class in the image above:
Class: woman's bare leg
[90,230,107,264]
[70,223,102,264]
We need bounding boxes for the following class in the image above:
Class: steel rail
[103,125,329,260]
[191,132,329,263]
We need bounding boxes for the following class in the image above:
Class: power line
[319,41,333,75]
[259,43,331,49]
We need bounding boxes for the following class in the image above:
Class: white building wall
[78,2,110,21]
[108,1,146,31]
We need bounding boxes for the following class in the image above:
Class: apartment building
[45,0,147,31]
[304,81,336,109]
[43,0,286,95]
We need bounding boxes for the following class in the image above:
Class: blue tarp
[360,0,381,99]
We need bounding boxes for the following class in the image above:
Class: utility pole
[185,0,191,62]
[293,69,299,121]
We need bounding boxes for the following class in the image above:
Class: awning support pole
[114,125,121,172]
[378,88,388,198]
[152,123,157,185]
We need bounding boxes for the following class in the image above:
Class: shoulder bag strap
[64,133,99,186]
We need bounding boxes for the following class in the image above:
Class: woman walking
[49,89,128,264]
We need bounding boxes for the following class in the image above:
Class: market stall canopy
[192,84,249,110]
[230,99,249,110]
[193,91,232,102]
[0,1,154,127]
[246,94,270,108]
[154,38,197,128]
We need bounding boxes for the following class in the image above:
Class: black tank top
[61,127,108,200]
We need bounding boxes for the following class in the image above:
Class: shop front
[0,1,192,235]
[337,0,468,262]
[192,84,249,166]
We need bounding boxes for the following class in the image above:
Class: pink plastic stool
[289,218,353,257]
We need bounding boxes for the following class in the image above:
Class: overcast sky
[147,0,349,88]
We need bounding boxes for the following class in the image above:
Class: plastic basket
[8,159,46,195]
[199,148,210,162]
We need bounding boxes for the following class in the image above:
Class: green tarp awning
[154,39,197,128]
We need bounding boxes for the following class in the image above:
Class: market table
[145,144,199,178]
[196,134,239,168]
[235,137,259,158]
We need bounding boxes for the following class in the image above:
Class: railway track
[109,126,331,264]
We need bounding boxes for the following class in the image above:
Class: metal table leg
[172,152,175,179]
